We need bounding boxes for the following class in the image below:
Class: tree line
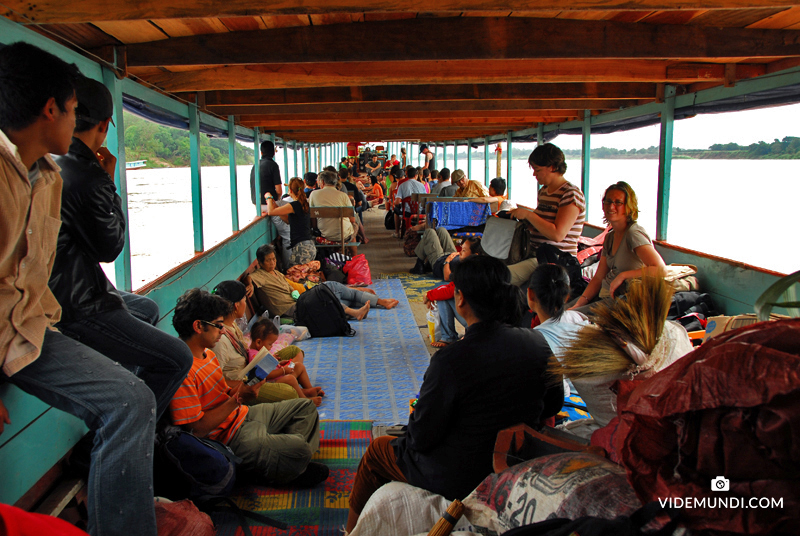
[123,112,255,168]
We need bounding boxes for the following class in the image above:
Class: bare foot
[315,387,325,397]
[310,396,322,407]
[353,301,370,320]
[377,298,399,309]
[431,340,451,348]
[302,387,319,397]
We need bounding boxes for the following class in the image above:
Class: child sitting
[249,319,324,407]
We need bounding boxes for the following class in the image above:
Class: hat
[74,76,114,126]
[451,169,466,183]
[212,280,246,303]
[419,144,428,153]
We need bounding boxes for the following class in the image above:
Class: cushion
[463,452,641,534]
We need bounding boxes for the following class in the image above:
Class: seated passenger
[303,172,317,197]
[409,227,459,279]
[209,280,299,404]
[571,181,665,312]
[346,256,563,532]
[245,245,398,319]
[434,168,455,196]
[473,177,516,214]
[265,178,317,268]
[451,169,489,198]
[248,319,324,407]
[392,166,427,237]
[422,238,483,347]
[308,170,357,254]
[169,288,328,487]
[366,176,384,207]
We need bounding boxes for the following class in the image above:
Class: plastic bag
[343,254,373,285]
[279,325,311,341]
[426,302,441,344]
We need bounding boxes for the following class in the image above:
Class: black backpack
[536,243,587,301]
[294,284,356,337]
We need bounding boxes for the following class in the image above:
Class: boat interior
[1,1,800,533]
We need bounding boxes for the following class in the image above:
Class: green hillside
[123,112,255,168]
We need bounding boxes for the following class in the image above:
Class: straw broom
[426,499,465,536]
[551,271,674,379]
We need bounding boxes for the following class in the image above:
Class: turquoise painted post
[253,127,261,218]
[293,141,298,177]
[189,102,204,253]
[484,138,490,185]
[282,138,289,185]
[300,141,305,173]
[657,86,676,241]
[227,116,239,233]
[316,144,321,171]
[443,142,448,169]
[537,124,544,145]
[467,139,473,183]
[454,141,458,169]
[506,131,513,196]
[581,110,591,221]
[102,68,132,291]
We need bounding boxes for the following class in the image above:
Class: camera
[711,476,730,491]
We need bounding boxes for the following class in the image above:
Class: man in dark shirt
[250,140,282,207]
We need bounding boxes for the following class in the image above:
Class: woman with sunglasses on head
[572,181,665,311]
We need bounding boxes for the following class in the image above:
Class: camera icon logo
[711,476,730,491]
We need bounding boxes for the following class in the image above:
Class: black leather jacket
[49,138,125,322]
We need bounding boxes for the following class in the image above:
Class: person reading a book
[169,288,329,488]
[248,319,324,407]
[210,279,321,405]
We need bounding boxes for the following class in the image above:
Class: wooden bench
[309,205,361,255]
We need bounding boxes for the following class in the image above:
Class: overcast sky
[552,102,800,151]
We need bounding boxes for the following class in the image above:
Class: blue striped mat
[295,278,429,425]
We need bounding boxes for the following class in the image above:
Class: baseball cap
[74,76,114,126]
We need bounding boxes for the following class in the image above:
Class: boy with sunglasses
[170,288,328,487]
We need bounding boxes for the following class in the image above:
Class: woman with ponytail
[528,264,590,358]
[265,177,317,267]
[345,255,563,533]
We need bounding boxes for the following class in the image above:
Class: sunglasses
[200,319,224,330]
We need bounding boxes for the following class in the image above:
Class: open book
[237,347,280,382]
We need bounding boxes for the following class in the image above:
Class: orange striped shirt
[169,349,248,444]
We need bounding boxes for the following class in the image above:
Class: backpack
[154,425,241,502]
[482,217,529,265]
[384,210,395,230]
[294,284,356,337]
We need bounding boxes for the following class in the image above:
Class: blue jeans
[437,298,466,343]
[56,292,193,420]
[8,330,158,536]
[324,281,378,308]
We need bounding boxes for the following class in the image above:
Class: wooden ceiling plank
[149,17,229,38]
[746,6,800,29]
[92,20,168,43]
[260,15,312,28]
[219,16,268,32]
[204,99,628,114]
[689,8,787,28]
[210,109,582,120]
[640,10,706,24]
[140,60,771,92]
[33,22,120,48]
[124,17,800,67]
[7,1,800,24]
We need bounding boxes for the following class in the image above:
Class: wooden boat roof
[6,1,800,143]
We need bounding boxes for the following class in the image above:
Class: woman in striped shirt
[509,143,586,258]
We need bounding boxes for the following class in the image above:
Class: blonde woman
[572,181,665,311]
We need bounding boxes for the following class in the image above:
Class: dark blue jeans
[56,292,192,420]
[8,329,158,536]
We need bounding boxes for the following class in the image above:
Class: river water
[106,159,799,288]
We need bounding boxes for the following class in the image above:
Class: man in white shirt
[309,170,357,254]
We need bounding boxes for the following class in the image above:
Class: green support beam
[581,110,591,220]
[227,116,239,233]
[467,139,473,182]
[189,102,204,253]
[253,127,261,218]
[282,137,289,184]
[484,138,490,185]
[102,67,132,292]
[537,124,544,146]
[506,131,513,196]
[293,141,298,177]
[657,86,676,241]
[443,142,448,169]
[454,141,458,169]
[300,142,306,173]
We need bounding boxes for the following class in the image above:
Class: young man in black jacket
[48,76,192,420]
[250,140,282,209]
